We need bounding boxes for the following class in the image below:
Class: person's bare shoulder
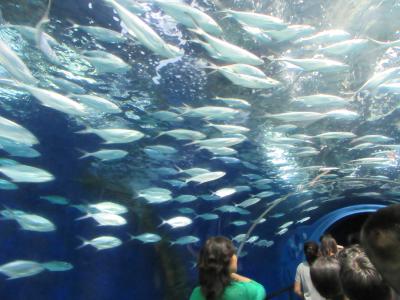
[231,273,252,282]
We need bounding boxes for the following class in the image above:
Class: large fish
[223,9,287,31]
[104,0,183,58]
[189,26,264,65]
[0,116,38,146]
[0,40,37,85]
[155,0,222,36]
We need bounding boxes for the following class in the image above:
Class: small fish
[214,188,237,198]
[155,0,222,35]
[0,40,37,85]
[200,146,238,156]
[0,260,45,279]
[230,221,247,226]
[0,179,18,190]
[236,197,261,208]
[265,111,326,123]
[104,0,183,58]
[254,239,274,247]
[79,149,128,161]
[170,235,200,246]
[185,171,226,184]
[88,201,128,215]
[279,221,294,229]
[159,129,206,140]
[351,135,394,144]
[293,29,351,46]
[255,191,275,198]
[0,116,39,146]
[302,206,319,212]
[189,137,245,148]
[314,132,356,140]
[275,57,349,74]
[189,26,263,65]
[0,79,88,117]
[0,163,54,183]
[297,217,311,224]
[214,205,250,215]
[14,213,56,232]
[232,234,247,243]
[82,50,131,74]
[178,207,196,214]
[41,261,73,272]
[77,236,122,250]
[72,94,121,114]
[129,233,161,244]
[212,97,251,109]
[276,228,288,235]
[195,213,219,221]
[246,236,259,244]
[174,194,197,203]
[77,128,144,144]
[40,195,69,205]
[138,187,172,204]
[159,216,192,228]
[69,21,127,44]
[152,111,184,123]
[224,9,287,31]
[77,212,127,226]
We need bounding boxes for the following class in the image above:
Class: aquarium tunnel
[0,0,399,299]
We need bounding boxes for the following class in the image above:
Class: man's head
[339,244,392,300]
[361,204,400,294]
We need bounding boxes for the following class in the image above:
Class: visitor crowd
[189,204,400,300]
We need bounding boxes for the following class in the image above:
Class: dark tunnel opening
[323,212,372,247]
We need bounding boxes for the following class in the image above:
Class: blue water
[0,0,399,299]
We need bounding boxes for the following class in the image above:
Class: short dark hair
[339,245,392,300]
[361,204,400,294]
[320,234,338,257]
[304,241,319,264]
[310,256,343,299]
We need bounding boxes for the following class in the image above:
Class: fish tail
[76,127,92,134]
[76,236,89,249]
[75,212,92,221]
[65,18,79,30]
[157,219,165,228]
[128,234,136,240]
[35,0,52,46]
[77,148,91,159]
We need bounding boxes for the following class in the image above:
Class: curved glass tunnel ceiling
[0,0,398,299]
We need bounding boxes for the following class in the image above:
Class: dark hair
[361,204,400,294]
[304,241,319,264]
[198,236,236,300]
[339,245,392,300]
[320,234,338,257]
[310,256,343,299]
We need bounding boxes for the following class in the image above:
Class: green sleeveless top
[189,280,266,300]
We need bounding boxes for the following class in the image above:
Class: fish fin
[127,233,135,240]
[169,241,174,246]
[76,236,89,249]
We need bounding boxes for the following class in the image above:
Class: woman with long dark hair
[190,236,266,300]
[294,241,325,300]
